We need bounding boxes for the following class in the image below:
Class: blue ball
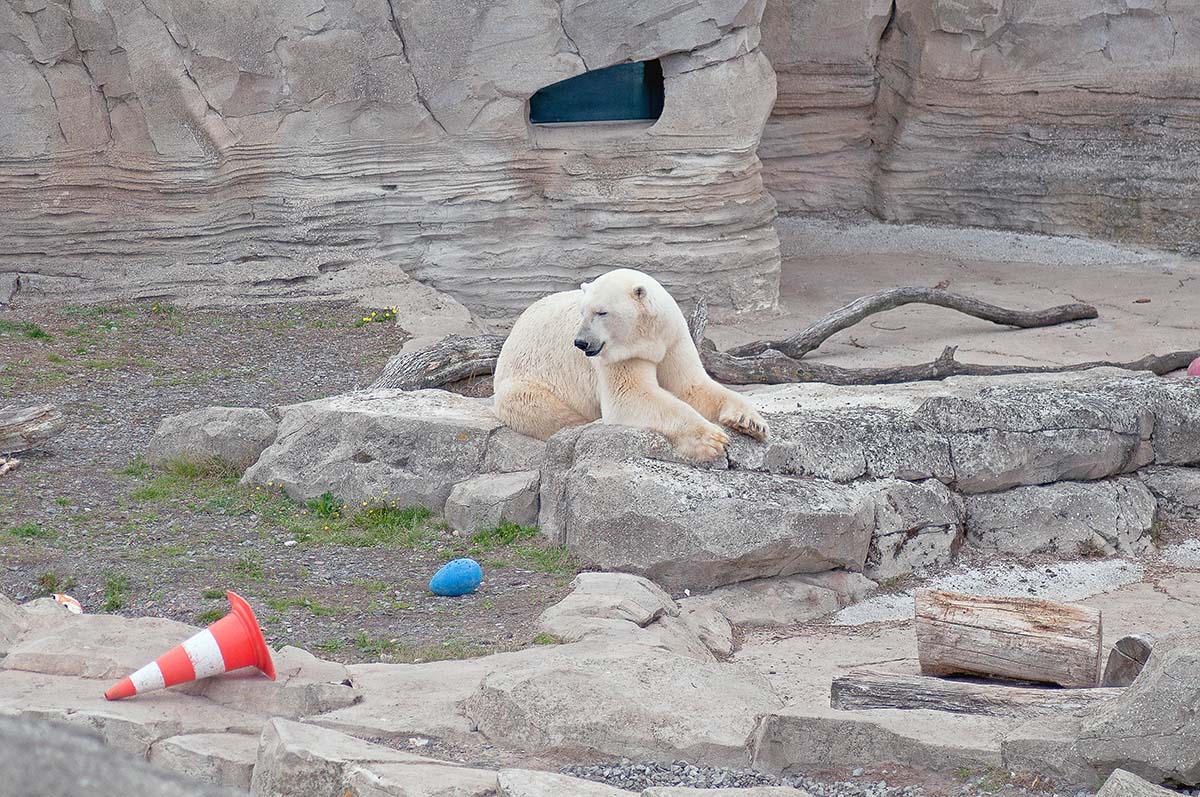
[429,557,483,597]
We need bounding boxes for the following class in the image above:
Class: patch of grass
[36,572,77,595]
[9,522,53,540]
[315,638,347,654]
[469,521,538,553]
[164,457,239,480]
[353,578,390,594]
[231,553,263,579]
[0,320,52,340]
[353,306,398,328]
[119,456,151,477]
[102,574,130,612]
[201,588,226,600]
[53,497,72,506]
[46,353,70,364]
[511,543,578,575]
[319,504,436,548]
[196,608,225,624]
[265,596,341,616]
[533,632,562,646]
[307,491,343,519]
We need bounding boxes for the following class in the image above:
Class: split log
[728,287,1099,359]
[914,589,1103,688]
[0,405,65,454]
[830,670,1122,717]
[1101,634,1155,687]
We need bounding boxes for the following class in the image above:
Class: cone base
[225,590,276,680]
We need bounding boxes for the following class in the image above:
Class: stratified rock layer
[760,0,1200,253]
[0,0,779,317]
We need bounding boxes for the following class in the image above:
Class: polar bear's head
[574,268,674,363]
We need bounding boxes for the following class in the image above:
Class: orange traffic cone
[105,590,276,700]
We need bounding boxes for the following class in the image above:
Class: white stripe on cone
[128,661,166,693]
[182,628,227,680]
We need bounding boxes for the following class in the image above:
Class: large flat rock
[243,389,542,510]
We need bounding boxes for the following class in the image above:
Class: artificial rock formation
[0,0,780,316]
[760,0,1200,253]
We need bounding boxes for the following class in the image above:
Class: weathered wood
[831,670,1122,717]
[0,405,65,454]
[371,335,505,390]
[701,345,1200,386]
[1101,633,1155,687]
[728,287,1099,358]
[687,298,709,348]
[914,589,1103,688]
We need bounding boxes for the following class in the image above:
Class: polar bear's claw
[720,407,770,442]
[678,423,729,462]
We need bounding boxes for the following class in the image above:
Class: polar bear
[493,268,769,461]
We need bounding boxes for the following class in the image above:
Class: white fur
[493,268,769,461]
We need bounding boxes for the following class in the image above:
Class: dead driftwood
[370,287,1197,390]
[1101,634,1155,687]
[915,589,1103,688]
[728,287,1099,358]
[0,405,65,455]
[830,670,1122,718]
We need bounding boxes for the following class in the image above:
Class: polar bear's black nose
[573,339,589,351]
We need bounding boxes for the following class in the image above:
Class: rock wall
[0,0,780,317]
[760,0,1200,253]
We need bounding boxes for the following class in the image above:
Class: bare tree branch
[728,288,1098,359]
[371,335,505,390]
[700,346,1199,386]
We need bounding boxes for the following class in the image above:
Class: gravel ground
[563,760,1116,797]
[0,301,576,663]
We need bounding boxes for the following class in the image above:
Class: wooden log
[914,589,1103,688]
[830,670,1122,718]
[0,405,65,454]
[1101,634,1155,687]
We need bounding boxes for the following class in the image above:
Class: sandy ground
[713,215,1199,371]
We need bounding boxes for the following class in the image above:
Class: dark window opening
[529,59,664,124]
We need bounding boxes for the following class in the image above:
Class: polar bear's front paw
[675,422,729,463]
[719,403,770,442]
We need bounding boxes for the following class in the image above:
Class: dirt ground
[0,302,576,663]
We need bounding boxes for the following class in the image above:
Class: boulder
[1139,467,1200,523]
[0,715,238,797]
[1003,629,1200,787]
[1096,770,1181,797]
[1,613,202,680]
[682,571,875,628]
[0,592,28,656]
[537,572,726,661]
[147,407,277,471]
[465,649,783,766]
[964,478,1157,557]
[498,769,636,797]
[866,479,962,580]
[444,470,540,533]
[148,732,258,791]
[540,426,876,591]
[251,718,497,797]
[243,389,537,510]
[1077,629,1200,785]
[0,670,264,758]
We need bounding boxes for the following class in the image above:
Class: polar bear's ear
[580,281,592,293]
[632,285,646,301]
